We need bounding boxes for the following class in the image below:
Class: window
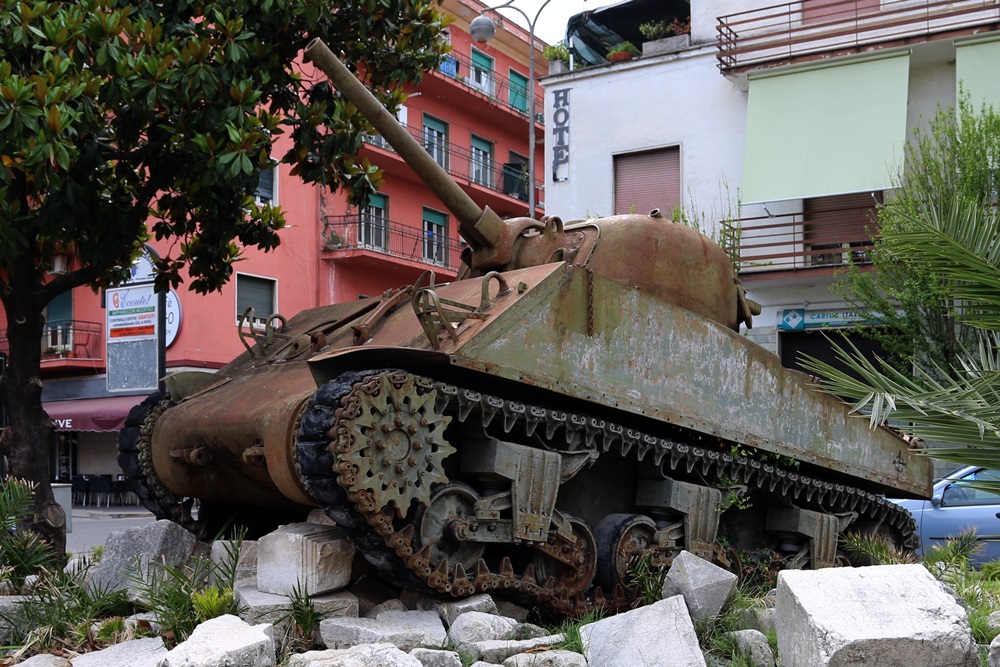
[613,147,680,216]
[423,115,448,169]
[369,107,408,149]
[360,194,388,250]
[470,50,494,96]
[422,208,448,265]
[236,274,276,327]
[942,469,1000,507]
[471,136,494,188]
[803,193,879,267]
[502,153,529,201]
[43,290,73,354]
[255,167,276,205]
[509,70,529,113]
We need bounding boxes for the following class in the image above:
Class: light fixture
[470,15,496,43]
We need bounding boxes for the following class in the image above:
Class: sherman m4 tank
[119,39,931,614]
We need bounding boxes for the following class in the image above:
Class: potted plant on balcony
[606,41,641,63]
[544,43,571,74]
[640,17,691,56]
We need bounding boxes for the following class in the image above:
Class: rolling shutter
[613,147,680,217]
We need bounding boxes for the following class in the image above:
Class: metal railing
[723,204,878,273]
[366,123,545,210]
[0,320,103,359]
[717,0,1000,71]
[437,52,545,123]
[323,214,466,271]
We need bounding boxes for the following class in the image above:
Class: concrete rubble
[776,563,980,667]
[661,550,738,622]
[10,514,1000,667]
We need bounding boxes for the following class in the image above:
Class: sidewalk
[71,505,153,520]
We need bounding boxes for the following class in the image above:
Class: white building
[543,0,1000,368]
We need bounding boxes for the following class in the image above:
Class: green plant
[0,479,57,592]
[129,557,213,645]
[553,608,606,654]
[697,588,765,664]
[625,552,669,606]
[606,41,641,58]
[543,42,570,65]
[737,549,785,595]
[191,585,237,624]
[639,20,671,40]
[841,532,918,566]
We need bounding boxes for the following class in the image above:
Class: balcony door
[43,290,73,355]
[423,208,448,265]
[360,194,389,250]
[470,50,495,96]
[803,192,880,267]
[471,136,494,188]
[423,115,448,169]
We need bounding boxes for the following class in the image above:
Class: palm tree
[802,197,1000,488]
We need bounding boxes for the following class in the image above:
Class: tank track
[295,369,918,615]
[118,391,205,535]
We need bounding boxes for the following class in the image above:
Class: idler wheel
[534,515,597,596]
[414,482,486,572]
[594,513,658,590]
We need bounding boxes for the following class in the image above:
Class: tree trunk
[0,305,67,564]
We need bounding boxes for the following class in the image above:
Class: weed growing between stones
[552,607,606,654]
[697,586,766,665]
[0,479,56,593]
[626,552,669,606]
[276,580,342,658]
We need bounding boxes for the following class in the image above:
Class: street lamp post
[470,0,555,218]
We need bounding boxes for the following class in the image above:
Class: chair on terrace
[71,476,89,506]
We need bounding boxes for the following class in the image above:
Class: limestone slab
[257,523,355,596]
[72,637,166,667]
[320,610,446,651]
[410,647,463,667]
[447,610,517,645]
[661,549,737,622]
[466,634,566,664]
[776,564,979,667]
[580,596,706,667]
[502,650,588,667]
[287,643,422,667]
[437,594,498,628]
[157,614,275,667]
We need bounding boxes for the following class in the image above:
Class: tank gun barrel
[304,38,507,252]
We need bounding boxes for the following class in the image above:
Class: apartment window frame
[359,194,389,250]
[236,273,277,329]
[422,208,448,266]
[470,136,494,188]
[509,69,529,113]
[470,49,495,96]
[254,167,277,205]
[423,115,448,169]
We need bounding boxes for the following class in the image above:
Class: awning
[741,51,910,204]
[43,395,145,432]
[956,35,1000,111]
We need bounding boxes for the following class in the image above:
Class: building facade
[543,0,1000,371]
[3,0,548,484]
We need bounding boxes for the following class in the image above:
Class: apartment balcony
[322,214,466,277]
[0,320,104,377]
[365,126,544,216]
[717,0,1000,73]
[435,53,545,125]
[723,202,878,280]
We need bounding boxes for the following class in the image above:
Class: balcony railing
[723,205,878,274]
[718,0,1000,72]
[323,214,466,271]
[0,320,103,359]
[437,53,544,123]
[366,124,545,210]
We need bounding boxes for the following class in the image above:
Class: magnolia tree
[0,0,448,556]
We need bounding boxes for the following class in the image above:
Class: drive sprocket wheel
[335,372,455,518]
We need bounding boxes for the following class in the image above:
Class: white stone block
[287,643,422,667]
[437,594,498,628]
[319,610,446,651]
[465,634,566,664]
[503,650,588,667]
[661,549,738,621]
[157,614,275,667]
[365,598,408,618]
[580,596,706,667]
[446,611,517,645]
[210,539,257,586]
[776,564,979,667]
[410,647,464,667]
[257,523,355,596]
[727,629,773,667]
[73,637,166,667]
[16,656,69,667]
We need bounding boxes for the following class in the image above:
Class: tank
[118,39,932,615]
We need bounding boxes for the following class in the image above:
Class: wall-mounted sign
[779,308,868,331]
[164,289,181,348]
[551,88,570,182]
[107,285,156,340]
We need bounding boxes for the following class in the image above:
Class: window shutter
[237,275,275,319]
[255,168,275,202]
[423,208,447,226]
[614,147,680,216]
[803,192,880,246]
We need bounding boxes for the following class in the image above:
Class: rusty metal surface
[151,299,378,508]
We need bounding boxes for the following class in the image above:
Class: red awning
[43,395,145,432]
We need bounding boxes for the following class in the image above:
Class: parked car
[891,465,1000,564]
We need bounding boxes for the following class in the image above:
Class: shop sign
[779,308,868,331]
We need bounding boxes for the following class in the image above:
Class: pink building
[11,0,549,484]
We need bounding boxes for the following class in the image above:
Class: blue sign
[779,308,805,331]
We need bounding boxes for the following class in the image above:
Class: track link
[295,369,918,615]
